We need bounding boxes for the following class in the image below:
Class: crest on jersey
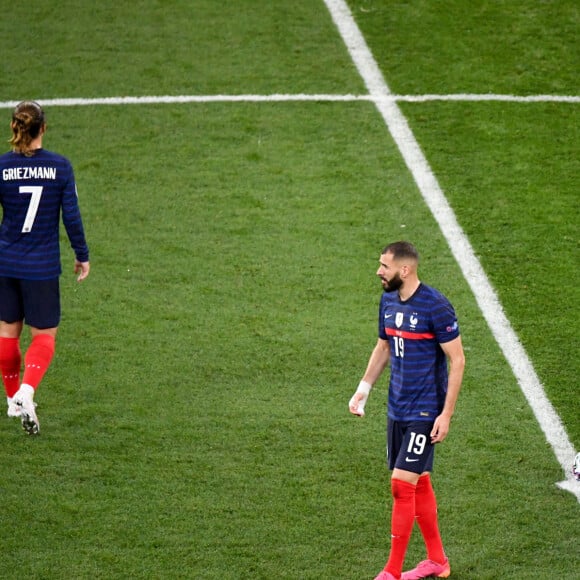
[395,312,404,328]
[410,314,418,329]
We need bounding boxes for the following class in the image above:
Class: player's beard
[382,272,403,292]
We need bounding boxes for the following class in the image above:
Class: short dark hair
[382,241,419,262]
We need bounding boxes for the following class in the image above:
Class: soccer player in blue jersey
[0,101,90,435]
[349,241,465,580]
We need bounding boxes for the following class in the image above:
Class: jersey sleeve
[61,162,89,263]
[432,297,460,344]
[378,293,388,340]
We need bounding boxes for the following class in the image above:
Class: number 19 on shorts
[407,432,427,455]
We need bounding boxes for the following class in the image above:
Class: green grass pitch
[0,1,578,578]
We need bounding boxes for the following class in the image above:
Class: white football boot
[7,397,22,418]
[13,385,39,435]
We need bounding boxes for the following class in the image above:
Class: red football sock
[0,337,22,398]
[385,478,416,578]
[22,334,56,389]
[415,474,446,564]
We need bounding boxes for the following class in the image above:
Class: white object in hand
[349,380,372,417]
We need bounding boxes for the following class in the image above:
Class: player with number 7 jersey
[0,101,90,436]
[0,147,88,279]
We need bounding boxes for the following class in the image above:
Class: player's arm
[349,337,390,417]
[431,335,465,443]
[61,168,90,266]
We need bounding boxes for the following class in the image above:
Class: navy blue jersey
[378,284,460,422]
[0,149,89,280]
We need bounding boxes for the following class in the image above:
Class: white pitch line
[323,0,579,502]
[395,94,580,103]
[0,93,578,110]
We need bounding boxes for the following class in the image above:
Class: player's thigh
[21,278,61,329]
[390,420,435,474]
[0,277,24,323]
[387,418,406,469]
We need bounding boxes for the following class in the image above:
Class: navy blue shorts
[387,418,435,474]
[0,277,60,329]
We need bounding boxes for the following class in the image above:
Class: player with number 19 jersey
[0,149,89,280]
[379,283,460,422]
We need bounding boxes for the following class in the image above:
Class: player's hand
[349,381,372,417]
[75,260,90,282]
[349,392,367,417]
[430,414,451,443]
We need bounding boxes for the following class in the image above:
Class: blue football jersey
[0,149,89,280]
[378,284,460,421]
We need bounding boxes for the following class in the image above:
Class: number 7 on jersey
[19,185,43,233]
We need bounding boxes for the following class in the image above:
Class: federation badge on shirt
[395,312,404,328]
